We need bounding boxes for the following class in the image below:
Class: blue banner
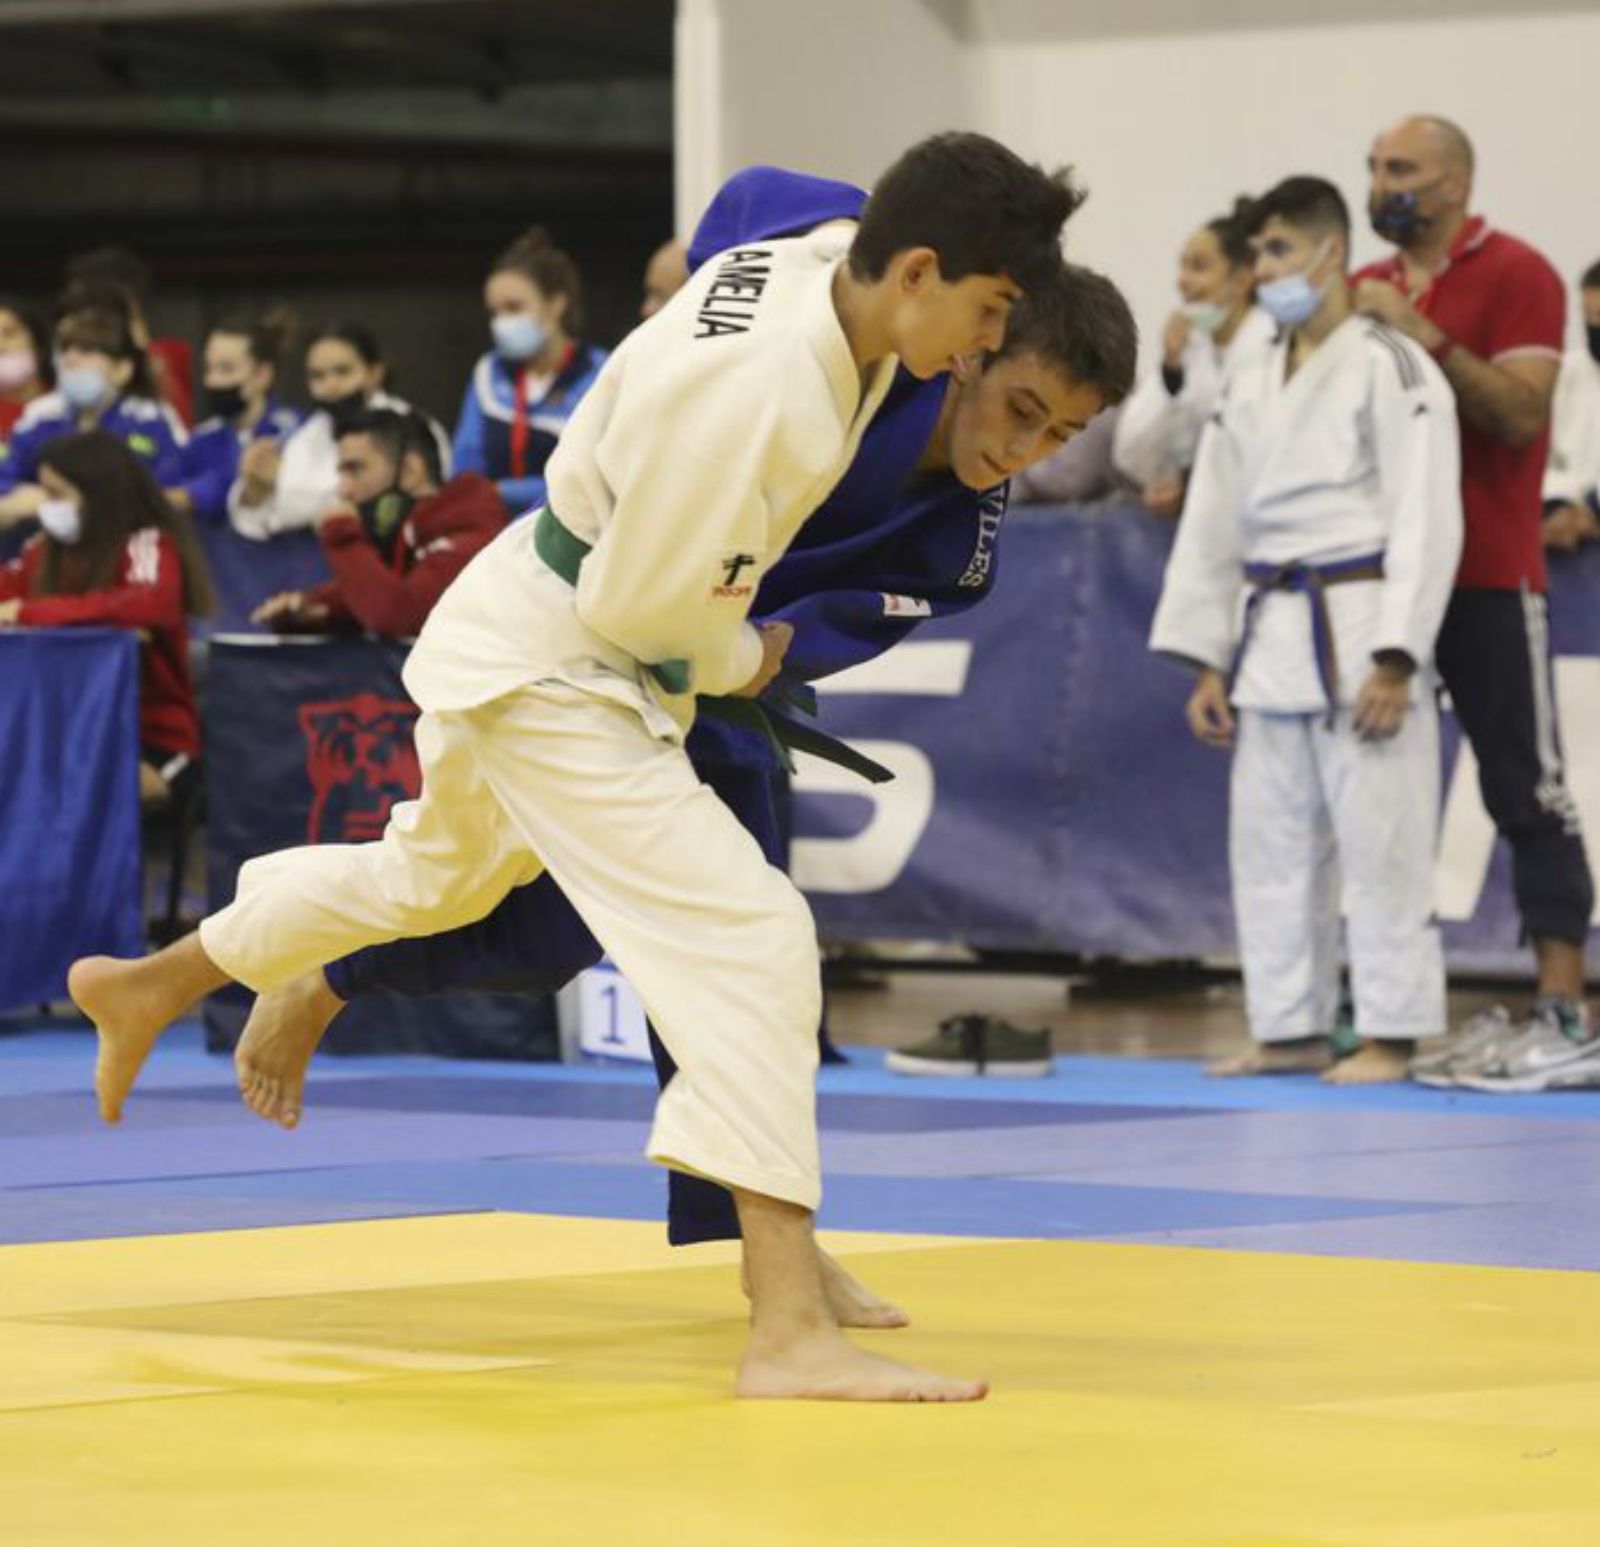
[203,637,558,1057]
[796,504,1600,973]
[0,629,143,1012]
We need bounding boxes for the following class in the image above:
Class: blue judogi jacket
[178,398,302,525]
[178,398,332,634]
[0,391,186,493]
[452,341,608,516]
[686,167,1009,764]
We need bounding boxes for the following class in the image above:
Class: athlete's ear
[894,247,941,295]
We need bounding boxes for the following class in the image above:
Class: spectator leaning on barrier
[251,408,505,639]
[64,246,194,429]
[1351,115,1597,1091]
[1541,261,1600,555]
[0,297,51,450]
[1150,175,1463,1087]
[0,306,186,542]
[452,228,608,516]
[640,238,689,321]
[1113,199,1274,518]
[229,321,449,541]
[0,430,214,805]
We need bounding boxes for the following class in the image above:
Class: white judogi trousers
[200,681,824,1209]
[1230,700,1446,1044]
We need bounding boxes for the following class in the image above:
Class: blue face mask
[492,313,548,363]
[57,362,112,411]
[1256,244,1335,329]
[1369,184,1441,247]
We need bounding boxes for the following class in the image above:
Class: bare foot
[1321,1041,1412,1085]
[72,945,222,1124]
[742,1248,911,1330]
[235,970,346,1130]
[737,1323,986,1402]
[1207,1042,1333,1077]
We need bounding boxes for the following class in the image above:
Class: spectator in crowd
[1113,200,1272,517]
[1151,175,1462,1085]
[250,408,505,639]
[0,430,213,806]
[0,297,51,451]
[0,306,186,543]
[1541,260,1600,554]
[170,310,312,631]
[64,246,195,427]
[1352,115,1596,1091]
[229,321,448,541]
[452,228,607,515]
[640,238,688,320]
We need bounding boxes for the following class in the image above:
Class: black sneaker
[885,1014,1054,1078]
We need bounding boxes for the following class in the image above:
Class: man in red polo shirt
[1353,114,1596,1091]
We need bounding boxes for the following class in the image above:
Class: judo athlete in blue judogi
[224,170,1138,1257]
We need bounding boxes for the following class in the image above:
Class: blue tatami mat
[4,1019,1600,1269]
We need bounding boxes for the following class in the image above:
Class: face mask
[0,348,36,391]
[492,313,548,363]
[204,382,250,422]
[1256,243,1336,329]
[57,362,112,411]
[1182,301,1229,335]
[1369,187,1437,247]
[38,497,83,546]
[319,389,368,433]
[356,485,415,545]
[1587,324,1600,367]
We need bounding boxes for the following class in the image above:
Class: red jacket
[308,472,506,637]
[0,528,199,757]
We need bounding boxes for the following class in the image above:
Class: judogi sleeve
[1542,352,1598,509]
[1147,406,1244,673]
[1112,368,1185,488]
[1370,341,1463,666]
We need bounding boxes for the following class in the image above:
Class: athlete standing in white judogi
[1150,176,1463,1085]
[70,134,1081,1402]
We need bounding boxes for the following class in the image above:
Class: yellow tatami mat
[3,1212,1599,1547]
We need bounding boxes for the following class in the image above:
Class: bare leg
[1321,1040,1412,1085]
[741,1245,912,1330]
[732,1189,985,1402]
[71,937,232,1124]
[1534,937,1587,1003]
[1208,1040,1333,1077]
[235,969,347,1130]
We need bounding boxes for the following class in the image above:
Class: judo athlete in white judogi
[70,132,1082,1402]
[1541,260,1600,552]
[1150,176,1463,1086]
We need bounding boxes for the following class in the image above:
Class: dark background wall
[0,0,675,426]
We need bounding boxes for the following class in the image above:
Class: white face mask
[38,497,83,546]
[1182,301,1229,335]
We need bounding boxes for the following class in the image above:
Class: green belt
[534,505,692,694]
[532,506,892,788]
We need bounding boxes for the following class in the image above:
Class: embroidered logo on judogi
[713,552,760,599]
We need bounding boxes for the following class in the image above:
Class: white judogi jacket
[1113,306,1275,488]
[1543,348,1600,509]
[1149,315,1463,712]
[404,224,897,730]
